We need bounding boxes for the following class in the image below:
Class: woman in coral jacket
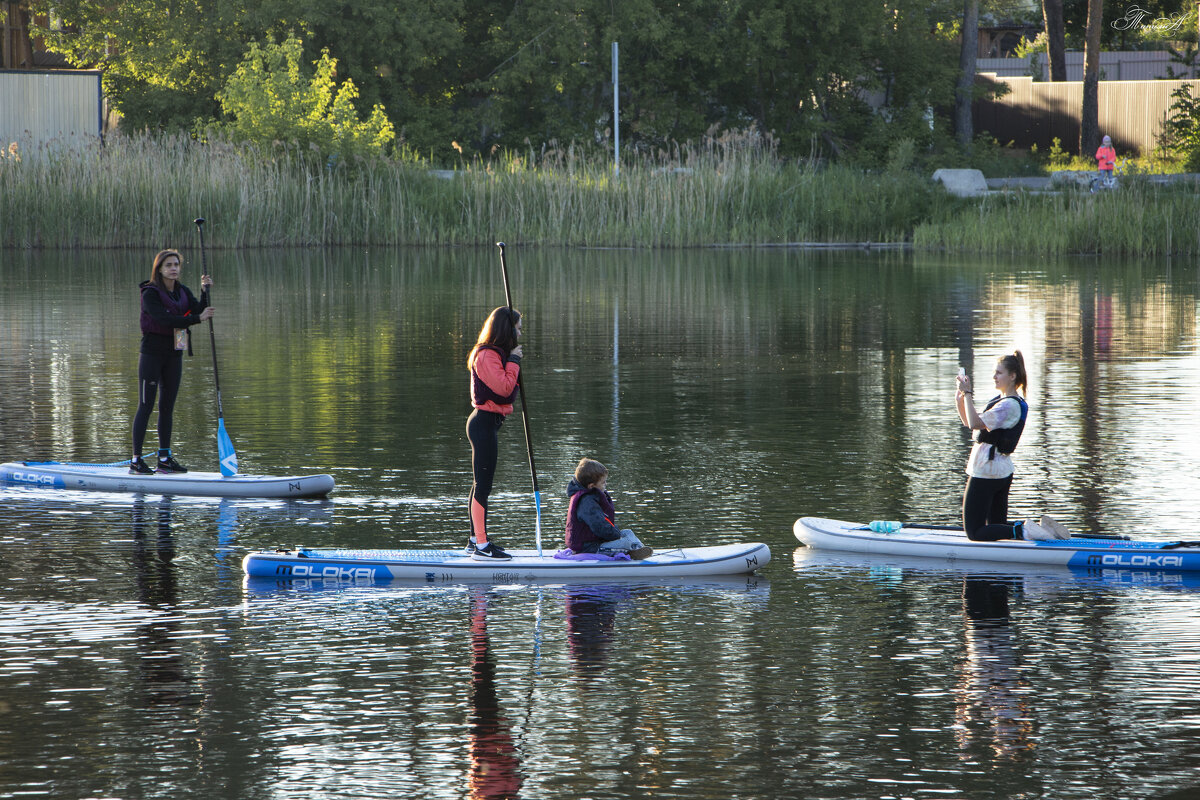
[464,306,524,560]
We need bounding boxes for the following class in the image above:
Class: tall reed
[913,178,1200,256]
[0,131,949,249]
[2,132,1199,254]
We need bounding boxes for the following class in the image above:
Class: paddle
[496,241,542,555]
[194,217,239,477]
[861,520,1129,540]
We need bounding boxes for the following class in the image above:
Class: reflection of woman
[465,307,524,560]
[468,589,524,799]
[130,250,214,475]
[131,497,201,707]
[955,352,1062,541]
[954,577,1033,760]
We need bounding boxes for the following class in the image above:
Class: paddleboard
[792,545,1200,591]
[1,460,335,499]
[795,516,1200,572]
[243,542,771,583]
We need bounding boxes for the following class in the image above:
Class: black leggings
[467,409,504,514]
[962,474,1021,541]
[132,352,183,457]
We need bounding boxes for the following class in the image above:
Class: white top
[965,395,1024,479]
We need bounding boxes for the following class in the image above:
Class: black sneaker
[156,456,188,474]
[129,457,155,475]
[465,537,477,554]
[471,542,512,561]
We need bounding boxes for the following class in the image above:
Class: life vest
[976,394,1028,460]
[470,345,519,407]
[139,281,194,336]
[565,486,616,551]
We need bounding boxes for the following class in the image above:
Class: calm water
[1,246,1199,799]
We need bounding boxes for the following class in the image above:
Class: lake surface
[1,246,1198,799]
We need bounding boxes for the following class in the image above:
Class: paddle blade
[217,418,239,476]
[533,489,543,556]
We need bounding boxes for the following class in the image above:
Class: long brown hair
[467,306,521,370]
[999,351,1028,395]
[149,249,182,288]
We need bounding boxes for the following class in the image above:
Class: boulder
[931,168,989,197]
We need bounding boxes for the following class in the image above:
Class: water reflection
[3,246,1200,799]
[130,496,203,708]
[468,588,525,799]
[954,576,1032,761]
[564,585,626,682]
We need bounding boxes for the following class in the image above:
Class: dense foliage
[30,0,1196,162]
[30,0,963,162]
[212,34,395,159]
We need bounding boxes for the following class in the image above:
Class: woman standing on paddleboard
[465,306,523,561]
[955,351,1066,542]
[130,249,214,475]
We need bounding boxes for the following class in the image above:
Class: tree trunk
[955,0,979,147]
[1042,0,1067,81]
[1080,0,1104,155]
[1,1,36,69]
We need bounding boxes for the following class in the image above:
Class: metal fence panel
[0,69,102,149]
[973,75,1200,154]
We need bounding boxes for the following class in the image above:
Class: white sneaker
[1040,514,1072,540]
[471,542,512,561]
[1022,520,1055,541]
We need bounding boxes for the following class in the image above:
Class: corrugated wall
[0,69,102,148]
[973,75,1200,154]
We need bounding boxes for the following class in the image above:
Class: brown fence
[972,75,1200,155]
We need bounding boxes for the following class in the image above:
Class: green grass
[2,131,1198,254]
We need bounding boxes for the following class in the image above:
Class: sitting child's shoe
[471,542,512,561]
[628,546,654,560]
[129,457,155,475]
[156,456,188,474]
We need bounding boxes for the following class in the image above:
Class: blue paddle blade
[217,418,238,476]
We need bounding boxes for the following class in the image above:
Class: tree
[214,34,394,158]
[955,0,980,146]
[1042,0,1067,80]
[28,0,246,129]
[1080,0,1104,155]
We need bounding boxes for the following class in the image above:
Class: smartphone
[957,367,966,379]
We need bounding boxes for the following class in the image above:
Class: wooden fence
[973,75,1200,155]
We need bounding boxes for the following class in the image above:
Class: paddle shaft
[881,521,1126,540]
[496,242,542,553]
[194,220,225,419]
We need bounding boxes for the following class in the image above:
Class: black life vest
[139,280,195,336]
[470,345,519,406]
[976,394,1028,460]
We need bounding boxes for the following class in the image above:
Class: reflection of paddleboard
[243,542,771,583]
[244,573,772,598]
[1,460,335,499]
[795,516,1200,573]
[792,546,1200,592]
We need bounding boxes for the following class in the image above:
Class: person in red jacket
[1095,135,1116,182]
[465,307,523,560]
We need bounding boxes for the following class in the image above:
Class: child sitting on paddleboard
[564,458,652,559]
